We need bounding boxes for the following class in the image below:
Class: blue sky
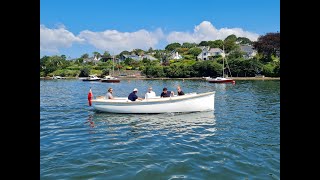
[40,0,279,59]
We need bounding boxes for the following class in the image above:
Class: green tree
[81,53,89,59]
[148,47,153,53]
[79,67,90,77]
[187,47,202,57]
[237,37,252,45]
[224,34,237,42]
[93,51,101,58]
[165,43,181,51]
[182,42,197,48]
[198,41,208,46]
[208,40,224,48]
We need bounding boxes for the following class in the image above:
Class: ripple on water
[40,80,280,179]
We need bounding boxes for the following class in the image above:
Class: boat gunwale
[91,91,215,104]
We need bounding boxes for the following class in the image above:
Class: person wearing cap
[145,87,156,99]
[128,88,143,101]
[105,88,115,99]
[160,87,174,98]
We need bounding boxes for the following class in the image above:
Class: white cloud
[40,21,261,56]
[40,24,84,53]
[78,28,164,54]
[166,21,259,44]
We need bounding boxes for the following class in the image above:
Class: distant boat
[207,45,235,84]
[82,75,101,81]
[52,75,65,79]
[100,54,121,83]
[91,92,215,114]
[100,75,120,83]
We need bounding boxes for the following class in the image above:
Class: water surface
[40,79,280,179]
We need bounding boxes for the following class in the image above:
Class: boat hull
[91,92,215,113]
[208,79,234,83]
[82,79,101,81]
[100,79,120,83]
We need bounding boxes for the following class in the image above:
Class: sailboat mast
[222,45,225,78]
[112,54,115,76]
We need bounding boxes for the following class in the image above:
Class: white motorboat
[91,92,215,114]
[82,75,101,81]
[52,75,65,79]
[100,75,120,83]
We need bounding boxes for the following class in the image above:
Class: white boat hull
[91,92,215,113]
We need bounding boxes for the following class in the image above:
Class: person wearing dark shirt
[160,87,174,98]
[177,86,185,96]
[128,88,143,101]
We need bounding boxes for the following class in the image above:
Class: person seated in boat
[160,87,174,98]
[177,86,185,96]
[145,87,156,99]
[128,88,143,101]
[105,88,114,99]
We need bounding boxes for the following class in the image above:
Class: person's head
[177,86,182,92]
[148,87,153,92]
[133,88,138,93]
[108,88,113,93]
[163,87,168,93]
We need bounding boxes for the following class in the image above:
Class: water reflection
[91,111,216,135]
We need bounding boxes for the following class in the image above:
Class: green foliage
[187,47,202,57]
[40,32,279,78]
[198,41,208,46]
[165,43,181,51]
[101,69,110,76]
[80,53,89,59]
[208,40,224,48]
[181,42,197,48]
[262,63,275,77]
[49,69,79,77]
[224,34,237,41]
[253,32,280,60]
[224,40,239,53]
[182,55,195,60]
[237,37,252,45]
[79,67,90,77]
[176,48,189,54]
[90,69,102,76]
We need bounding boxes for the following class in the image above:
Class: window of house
[204,53,206,56]
[204,58,206,60]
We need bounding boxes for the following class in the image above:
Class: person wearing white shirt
[145,87,156,99]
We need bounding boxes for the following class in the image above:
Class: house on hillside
[197,47,225,60]
[119,54,158,62]
[240,45,257,59]
[168,51,183,60]
[83,55,101,64]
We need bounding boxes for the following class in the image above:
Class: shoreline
[40,77,280,80]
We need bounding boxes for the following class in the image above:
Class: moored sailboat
[207,45,235,84]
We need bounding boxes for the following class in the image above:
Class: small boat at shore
[207,45,235,84]
[91,92,215,114]
[52,75,66,79]
[82,75,101,81]
[207,77,235,83]
[100,75,120,83]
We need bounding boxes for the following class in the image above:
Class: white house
[240,45,257,59]
[173,52,182,59]
[83,55,101,64]
[197,47,225,60]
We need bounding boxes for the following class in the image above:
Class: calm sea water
[40,79,280,179]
